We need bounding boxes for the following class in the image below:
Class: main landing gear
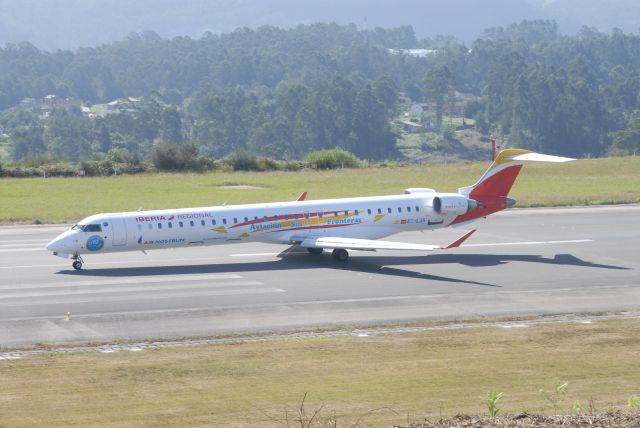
[72,255,84,271]
[332,248,349,262]
[305,247,349,261]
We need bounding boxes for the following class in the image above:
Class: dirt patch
[217,184,264,190]
[398,411,640,427]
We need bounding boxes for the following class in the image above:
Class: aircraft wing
[300,229,476,252]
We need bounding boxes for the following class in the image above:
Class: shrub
[42,163,77,177]
[225,150,258,171]
[283,160,305,171]
[303,148,362,169]
[482,387,503,417]
[152,141,210,172]
[224,150,281,171]
[255,156,280,171]
[540,380,569,411]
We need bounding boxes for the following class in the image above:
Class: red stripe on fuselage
[270,223,355,233]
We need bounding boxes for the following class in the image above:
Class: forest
[1,20,640,172]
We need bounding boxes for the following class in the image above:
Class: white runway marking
[0,288,285,306]
[0,281,265,299]
[0,255,239,269]
[0,248,47,252]
[230,252,279,257]
[0,243,47,248]
[0,274,244,291]
[462,239,593,248]
[9,283,638,322]
[0,238,49,244]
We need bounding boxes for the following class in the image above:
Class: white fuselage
[46,192,462,257]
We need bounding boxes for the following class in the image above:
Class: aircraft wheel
[307,247,323,255]
[332,248,349,262]
[72,260,82,270]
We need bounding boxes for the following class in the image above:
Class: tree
[609,115,640,155]
[9,125,47,160]
[423,65,452,131]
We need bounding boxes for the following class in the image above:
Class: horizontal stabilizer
[444,229,476,248]
[300,229,476,252]
[506,152,575,163]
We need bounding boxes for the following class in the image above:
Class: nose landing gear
[72,255,84,271]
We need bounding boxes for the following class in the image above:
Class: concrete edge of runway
[2,310,640,359]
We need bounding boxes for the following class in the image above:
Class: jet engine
[431,194,479,215]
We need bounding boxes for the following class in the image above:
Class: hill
[1,0,639,51]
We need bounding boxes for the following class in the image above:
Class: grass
[1,319,639,426]
[1,156,639,223]
[0,142,8,158]
[443,115,475,126]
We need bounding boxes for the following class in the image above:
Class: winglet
[442,229,476,249]
[297,191,308,201]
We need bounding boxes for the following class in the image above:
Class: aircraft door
[109,214,128,246]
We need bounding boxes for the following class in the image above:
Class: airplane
[46,149,574,270]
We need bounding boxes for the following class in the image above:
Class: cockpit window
[71,224,102,232]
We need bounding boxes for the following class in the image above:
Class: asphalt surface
[1,205,638,348]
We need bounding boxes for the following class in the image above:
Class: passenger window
[407,206,411,212]
[416,206,420,212]
[179,221,183,228]
[158,223,162,229]
[284,214,289,220]
[201,220,205,226]
[334,212,338,217]
[223,218,227,225]
[398,207,402,213]
[387,208,392,214]
[377,208,382,214]
[355,210,359,215]
[318,212,323,218]
[190,221,194,227]
[233,218,237,224]
[212,219,216,226]
[264,216,269,221]
[344,211,348,216]
[244,217,248,222]
[254,216,259,221]
[304,213,309,219]
[168,222,172,229]
[367,209,371,215]
[148,223,152,230]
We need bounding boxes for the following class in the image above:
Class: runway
[1,205,638,348]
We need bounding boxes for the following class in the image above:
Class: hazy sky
[0,0,638,50]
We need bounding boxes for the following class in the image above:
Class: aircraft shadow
[56,255,496,287]
[375,253,630,270]
[55,252,627,287]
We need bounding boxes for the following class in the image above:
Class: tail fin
[459,149,574,199]
[451,149,574,226]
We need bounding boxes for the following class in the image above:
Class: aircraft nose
[46,236,63,252]
[46,232,75,252]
